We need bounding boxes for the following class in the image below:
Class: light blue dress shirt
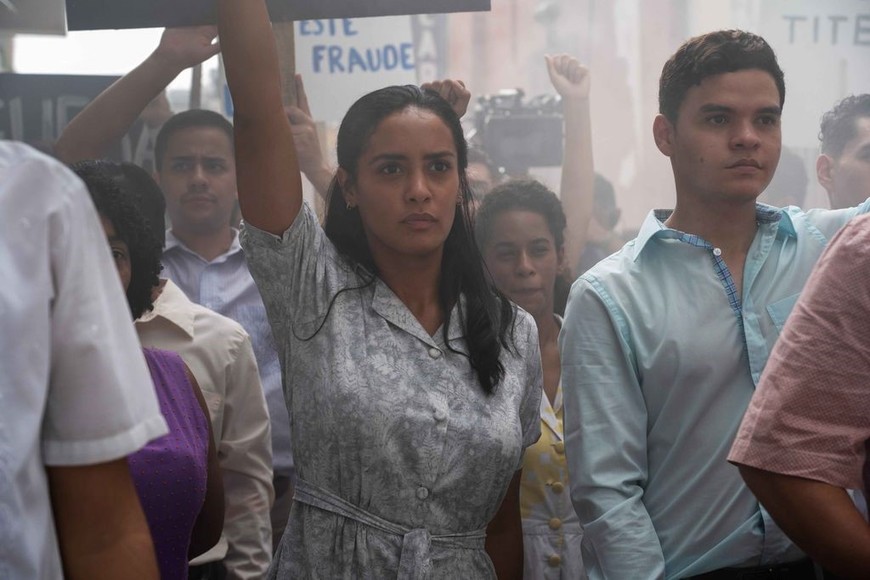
[560,201,870,579]
[162,229,294,478]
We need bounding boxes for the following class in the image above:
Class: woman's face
[341,107,460,266]
[482,209,563,320]
[99,215,132,292]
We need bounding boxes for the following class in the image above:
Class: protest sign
[66,0,489,31]
[0,73,144,161]
[293,16,417,121]
[756,0,870,147]
[0,0,65,35]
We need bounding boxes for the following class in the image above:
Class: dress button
[713,247,723,257]
[428,347,442,359]
[433,408,447,422]
[551,481,565,494]
[548,554,562,567]
[553,441,565,454]
[549,517,562,530]
[416,486,429,500]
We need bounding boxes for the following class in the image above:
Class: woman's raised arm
[545,54,594,278]
[217,0,303,235]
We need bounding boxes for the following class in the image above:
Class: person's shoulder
[240,200,318,247]
[189,302,251,344]
[824,212,870,262]
[576,241,639,291]
[160,284,252,348]
[512,305,537,338]
[0,142,84,210]
[787,200,870,242]
[0,140,48,166]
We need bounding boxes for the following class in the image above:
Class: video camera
[470,89,563,176]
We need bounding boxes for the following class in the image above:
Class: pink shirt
[729,214,870,499]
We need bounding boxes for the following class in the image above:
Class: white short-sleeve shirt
[0,142,168,579]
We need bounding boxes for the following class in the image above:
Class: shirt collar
[629,203,794,262]
[164,228,243,263]
[370,280,468,351]
[136,278,196,338]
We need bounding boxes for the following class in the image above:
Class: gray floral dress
[241,203,543,579]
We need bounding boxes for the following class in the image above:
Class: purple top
[129,348,209,580]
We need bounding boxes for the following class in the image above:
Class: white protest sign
[757,0,870,148]
[0,0,65,35]
[293,16,417,122]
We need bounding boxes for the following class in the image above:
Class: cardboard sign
[412,14,448,84]
[0,73,143,161]
[756,0,870,148]
[66,0,489,31]
[294,16,417,122]
[0,0,66,35]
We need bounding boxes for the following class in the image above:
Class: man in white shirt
[0,141,168,579]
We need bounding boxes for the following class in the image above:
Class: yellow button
[549,517,562,530]
[553,441,565,454]
[551,481,565,494]
[548,554,562,567]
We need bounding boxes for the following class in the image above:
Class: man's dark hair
[72,160,162,320]
[819,94,870,158]
[154,109,234,171]
[659,30,785,123]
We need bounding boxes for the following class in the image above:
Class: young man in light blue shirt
[560,30,870,580]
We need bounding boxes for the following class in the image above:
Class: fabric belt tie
[294,477,487,580]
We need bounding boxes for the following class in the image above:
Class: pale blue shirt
[560,201,870,579]
[162,229,293,477]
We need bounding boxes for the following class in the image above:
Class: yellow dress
[520,383,586,579]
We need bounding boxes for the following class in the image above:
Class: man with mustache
[560,30,870,579]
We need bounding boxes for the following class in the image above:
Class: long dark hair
[322,85,515,394]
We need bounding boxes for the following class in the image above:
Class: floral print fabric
[241,203,543,579]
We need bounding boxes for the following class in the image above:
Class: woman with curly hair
[476,178,587,579]
[72,160,224,580]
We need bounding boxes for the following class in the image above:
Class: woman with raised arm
[476,179,587,580]
[217,1,542,579]
[475,56,593,580]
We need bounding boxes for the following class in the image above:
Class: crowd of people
[2,0,869,578]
